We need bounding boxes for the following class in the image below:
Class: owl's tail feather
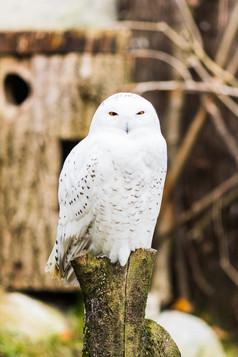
[45,248,78,286]
[45,244,63,280]
[64,267,79,287]
[45,239,88,286]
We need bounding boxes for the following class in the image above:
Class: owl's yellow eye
[137,111,145,115]
[109,111,118,116]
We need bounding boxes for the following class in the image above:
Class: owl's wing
[45,137,98,284]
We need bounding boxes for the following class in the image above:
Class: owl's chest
[97,135,160,177]
[88,134,163,212]
[92,151,159,211]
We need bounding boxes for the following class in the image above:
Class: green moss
[144,319,181,357]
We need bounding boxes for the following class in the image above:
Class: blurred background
[0,0,237,356]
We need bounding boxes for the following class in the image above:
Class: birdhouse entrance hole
[4,73,31,105]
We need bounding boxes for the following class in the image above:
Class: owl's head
[89,93,161,136]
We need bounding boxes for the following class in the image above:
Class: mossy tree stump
[72,248,180,357]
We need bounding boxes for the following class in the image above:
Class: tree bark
[72,248,181,357]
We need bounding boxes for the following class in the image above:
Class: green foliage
[0,332,83,357]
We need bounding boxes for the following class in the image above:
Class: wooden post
[72,248,181,357]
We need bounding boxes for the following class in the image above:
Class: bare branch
[187,54,211,81]
[174,0,237,85]
[186,240,214,295]
[119,20,190,50]
[159,174,238,237]
[188,56,238,114]
[215,1,238,68]
[129,49,192,81]
[162,106,206,203]
[198,49,238,86]
[217,94,238,117]
[189,187,238,241]
[202,96,238,165]
[129,80,238,98]
[121,19,237,85]
[131,47,238,99]
[213,200,238,287]
[174,0,203,45]
[226,47,238,75]
[180,174,238,224]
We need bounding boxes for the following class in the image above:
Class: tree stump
[72,248,181,357]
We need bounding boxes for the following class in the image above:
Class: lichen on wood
[72,248,181,357]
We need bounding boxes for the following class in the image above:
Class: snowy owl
[45,92,167,286]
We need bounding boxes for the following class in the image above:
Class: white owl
[45,92,167,286]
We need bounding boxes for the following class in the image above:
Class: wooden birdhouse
[0,30,131,290]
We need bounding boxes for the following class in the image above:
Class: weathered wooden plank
[0,29,130,55]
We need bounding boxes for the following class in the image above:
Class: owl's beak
[125,122,129,134]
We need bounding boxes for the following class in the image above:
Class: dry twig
[129,49,192,81]
[185,239,214,295]
[130,80,238,98]
[202,96,238,166]
[226,47,238,75]
[213,199,238,287]
[189,187,238,242]
[215,0,238,68]
[122,20,237,85]
[174,0,203,44]
[120,20,190,50]
[162,106,207,204]
[160,173,238,237]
